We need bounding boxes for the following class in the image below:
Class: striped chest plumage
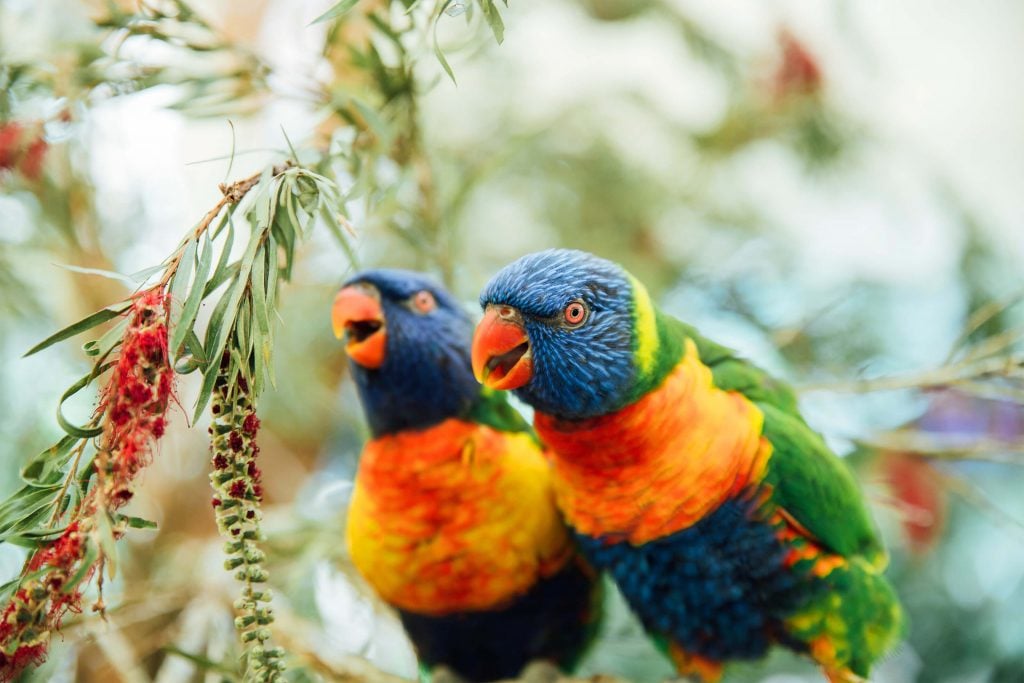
[535,342,818,660]
[346,418,571,615]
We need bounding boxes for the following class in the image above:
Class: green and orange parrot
[331,269,599,682]
[470,250,903,682]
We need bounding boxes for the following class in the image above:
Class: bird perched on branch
[471,249,903,682]
[332,269,600,682]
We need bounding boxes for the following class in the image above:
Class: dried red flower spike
[243,414,260,436]
[0,286,174,681]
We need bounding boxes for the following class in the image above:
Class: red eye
[564,301,587,326]
[412,290,436,313]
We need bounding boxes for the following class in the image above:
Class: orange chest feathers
[346,419,572,615]
[536,340,774,545]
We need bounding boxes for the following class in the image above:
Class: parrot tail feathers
[667,642,724,683]
[786,555,905,680]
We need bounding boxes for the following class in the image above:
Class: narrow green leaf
[52,263,138,286]
[168,238,198,349]
[193,230,263,423]
[433,5,458,85]
[251,243,270,336]
[57,363,114,438]
[193,360,221,425]
[236,296,251,363]
[310,0,361,25]
[251,320,265,397]
[203,276,235,353]
[283,182,305,240]
[20,435,79,484]
[185,328,207,364]
[171,230,213,357]
[119,515,158,530]
[265,235,279,317]
[251,174,276,231]
[24,304,129,357]
[128,263,168,283]
[205,217,235,297]
[280,125,300,165]
[63,537,99,594]
[0,485,63,538]
[0,484,62,526]
[210,208,232,240]
[83,317,129,358]
[478,0,504,44]
[203,261,241,298]
[233,344,249,390]
[174,356,204,375]
[264,235,279,390]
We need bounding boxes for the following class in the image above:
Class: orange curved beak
[471,305,533,391]
[332,285,387,369]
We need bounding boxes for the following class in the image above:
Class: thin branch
[860,432,1024,466]
[159,163,290,288]
[800,354,1024,394]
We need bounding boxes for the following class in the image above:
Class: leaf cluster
[0,163,353,580]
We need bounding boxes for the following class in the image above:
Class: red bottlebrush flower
[0,123,22,171]
[213,454,229,470]
[0,286,176,681]
[228,431,244,452]
[98,288,174,498]
[211,497,223,508]
[772,29,822,100]
[18,138,47,181]
[0,122,47,181]
[0,643,47,674]
[229,480,247,499]
[883,452,947,556]
[243,414,260,436]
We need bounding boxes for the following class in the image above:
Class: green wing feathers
[673,320,802,416]
[759,404,887,568]
[673,318,886,567]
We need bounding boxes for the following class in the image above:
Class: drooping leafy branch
[0,162,353,679]
[0,0,512,678]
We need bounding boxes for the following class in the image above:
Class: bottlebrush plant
[0,0,509,679]
[0,163,352,681]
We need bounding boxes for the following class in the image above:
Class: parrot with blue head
[332,268,600,682]
[470,249,903,682]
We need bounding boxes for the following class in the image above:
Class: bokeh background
[1,0,1023,681]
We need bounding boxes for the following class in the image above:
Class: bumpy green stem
[209,364,284,682]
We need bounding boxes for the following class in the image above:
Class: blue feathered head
[473,249,647,420]
[332,269,479,436]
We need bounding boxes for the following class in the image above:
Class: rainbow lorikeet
[331,269,600,682]
[470,250,904,682]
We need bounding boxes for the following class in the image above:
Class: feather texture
[340,269,600,681]
[477,250,904,681]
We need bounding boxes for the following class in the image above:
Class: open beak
[332,285,387,369]
[471,305,532,390]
